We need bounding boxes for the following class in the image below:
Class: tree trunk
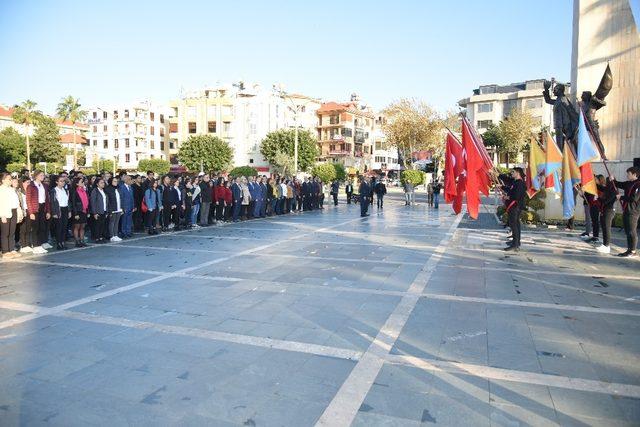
[505,152,510,169]
[73,128,77,170]
[26,132,31,175]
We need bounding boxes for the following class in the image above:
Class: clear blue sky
[0,0,573,115]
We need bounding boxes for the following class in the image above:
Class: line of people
[0,170,332,260]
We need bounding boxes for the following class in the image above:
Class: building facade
[370,115,400,177]
[316,95,376,174]
[169,83,321,173]
[571,0,639,176]
[86,101,170,170]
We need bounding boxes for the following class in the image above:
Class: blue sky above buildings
[0,0,572,114]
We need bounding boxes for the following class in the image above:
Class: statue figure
[543,80,578,151]
[580,64,612,159]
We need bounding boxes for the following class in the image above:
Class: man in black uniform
[504,167,526,252]
[359,177,371,217]
[374,179,387,209]
[613,166,640,258]
[345,180,353,204]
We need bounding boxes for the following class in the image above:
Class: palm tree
[56,96,87,170]
[12,100,42,174]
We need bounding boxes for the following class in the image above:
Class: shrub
[401,170,425,186]
[333,163,346,181]
[5,162,25,173]
[311,163,337,182]
[138,158,170,175]
[79,167,97,176]
[229,166,258,178]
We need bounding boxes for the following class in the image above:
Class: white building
[371,115,400,177]
[86,101,170,170]
[169,83,321,173]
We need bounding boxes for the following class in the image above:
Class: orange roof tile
[59,133,88,144]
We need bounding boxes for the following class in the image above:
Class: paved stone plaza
[0,191,639,426]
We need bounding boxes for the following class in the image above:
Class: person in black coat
[595,175,618,254]
[613,166,640,257]
[132,175,145,232]
[345,180,353,204]
[374,180,387,209]
[231,177,242,222]
[162,176,179,230]
[359,177,371,217]
[330,181,339,206]
[504,168,526,252]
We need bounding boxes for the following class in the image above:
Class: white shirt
[36,182,46,203]
[54,187,68,208]
[113,187,121,212]
[175,187,181,201]
[98,188,107,211]
[280,183,287,197]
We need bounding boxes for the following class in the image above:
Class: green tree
[260,129,318,172]
[0,128,26,170]
[56,95,87,170]
[31,115,63,164]
[138,158,170,175]
[273,150,295,175]
[178,135,233,172]
[401,170,425,186]
[311,163,337,182]
[6,162,26,173]
[229,165,258,178]
[333,162,346,181]
[12,99,42,173]
[499,109,537,167]
[95,159,115,173]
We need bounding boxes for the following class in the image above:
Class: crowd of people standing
[0,169,332,260]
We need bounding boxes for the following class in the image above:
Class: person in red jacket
[214,178,226,222]
[223,180,232,222]
[25,170,51,254]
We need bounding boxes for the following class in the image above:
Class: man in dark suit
[118,174,136,238]
[374,179,387,209]
[231,177,242,222]
[359,177,371,217]
[345,180,353,204]
[302,178,310,211]
[258,176,268,218]
[132,175,145,232]
[162,176,178,231]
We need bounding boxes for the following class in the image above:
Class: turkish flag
[461,118,490,219]
[444,133,463,204]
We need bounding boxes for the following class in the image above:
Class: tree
[96,159,115,173]
[0,128,26,170]
[273,150,295,175]
[138,158,170,175]
[260,129,318,172]
[56,96,87,170]
[311,163,337,183]
[382,99,450,169]
[6,163,26,173]
[31,115,63,165]
[178,135,233,172]
[499,109,537,167]
[333,162,346,181]
[401,170,425,186]
[12,99,42,174]
[229,166,258,178]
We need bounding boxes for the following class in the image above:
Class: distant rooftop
[471,79,569,96]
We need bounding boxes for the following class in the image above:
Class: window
[125,154,130,163]
[135,153,139,161]
[103,111,107,119]
[103,139,108,149]
[188,122,196,134]
[250,123,257,135]
[103,125,107,132]
[300,106,306,112]
[477,103,493,113]
[150,126,155,135]
[169,123,178,133]
[477,120,493,129]
[160,114,164,124]
[92,126,97,133]
[208,121,216,133]
[150,140,155,149]
[125,138,130,148]
[150,112,155,121]
[124,110,129,119]
[503,100,517,116]
[223,122,231,133]
[114,139,119,149]
[525,99,543,109]
[92,139,97,146]
[160,141,165,151]
[113,110,118,119]
[92,112,97,119]
[526,80,544,90]
[330,144,336,151]
[187,106,196,118]
[249,158,254,164]
[329,115,339,125]
[160,128,165,137]
[170,140,175,149]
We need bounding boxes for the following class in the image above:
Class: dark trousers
[54,207,69,245]
[232,201,241,221]
[360,199,369,216]
[163,205,174,228]
[1,209,17,253]
[346,192,352,204]
[600,208,614,246]
[248,201,255,219]
[508,207,522,247]
[18,215,31,248]
[623,211,640,252]
[133,209,143,231]
[216,202,225,221]
[146,209,157,230]
[376,194,384,208]
[253,200,262,218]
[589,205,600,238]
[332,193,338,206]
[30,203,48,247]
[92,213,107,241]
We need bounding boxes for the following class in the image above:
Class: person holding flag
[612,167,640,258]
[594,175,618,254]
[503,167,526,252]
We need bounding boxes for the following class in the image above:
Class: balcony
[328,150,351,157]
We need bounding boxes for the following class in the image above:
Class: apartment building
[316,95,375,174]
[86,101,170,170]
[169,83,320,172]
[370,115,400,177]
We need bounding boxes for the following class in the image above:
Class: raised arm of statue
[542,89,554,106]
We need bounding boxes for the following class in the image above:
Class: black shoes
[617,251,638,258]
[504,245,520,252]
